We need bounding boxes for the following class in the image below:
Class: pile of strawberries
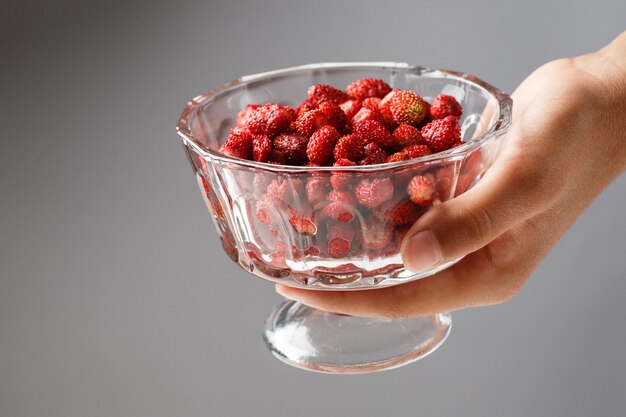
[221,78,464,166]
[214,79,469,264]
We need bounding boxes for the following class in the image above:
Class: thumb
[401,142,555,272]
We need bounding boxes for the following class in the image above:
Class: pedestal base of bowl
[263,300,451,374]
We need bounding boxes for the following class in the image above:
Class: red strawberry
[373,198,421,225]
[295,98,317,116]
[306,177,330,209]
[420,115,461,152]
[379,89,401,125]
[267,149,288,165]
[351,106,384,128]
[403,144,432,159]
[327,223,354,258]
[323,190,356,222]
[361,97,382,111]
[347,78,392,100]
[359,142,388,165]
[353,119,394,149]
[450,140,465,149]
[245,103,294,137]
[307,84,350,105]
[236,104,261,127]
[318,101,348,132]
[252,134,272,162]
[389,90,429,126]
[220,127,253,159]
[330,158,356,190]
[265,179,289,202]
[429,94,463,119]
[333,134,364,162]
[295,109,332,137]
[306,125,340,165]
[387,152,409,163]
[407,175,436,205]
[273,133,308,164]
[339,99,363,121]
[355,178,394,208]
[255,200,273,225]
[393,124,423,149]
[288,207,318,235]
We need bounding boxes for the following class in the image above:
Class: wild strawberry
[361,97,382,111]
[389,90,429,126]
[330,158,356,190]
[323,190,356,222]
[347,78,392,100]
[373,198,421,225]
[379,89,401,124]
[273,133,308,165]
[288,207,318,235]
[295,98,317,116]
[304,245,321,257]
[306,177,329,209]
[267,149,288,165]
[429,94,462,119]
[393,124,423,149]
[307,125,340,165]
[265,179,289,202]
[220,127,253,159]
[340,99,363,121]
[355,178,394,208]
[351,106,385,128]
[387,152,409,163]
[307,84,350,105]
[407,175,436,205]
[295,109,332,137]
[252,134,272,162]
[359,142,388,165]
[236,104,261,127]
[333,134,364,162]
[318,101,348,132]
[245,103,294,137]
[358,217,393,249]
[327,223,354,258]
[403,144,432,159]
[255,200,274,225]
[353,119,394,149]
[420,115,461,152]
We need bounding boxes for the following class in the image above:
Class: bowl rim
[176,62,512,173]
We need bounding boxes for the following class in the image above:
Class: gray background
[1,0,625,416]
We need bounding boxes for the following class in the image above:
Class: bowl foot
[263,300,451,374]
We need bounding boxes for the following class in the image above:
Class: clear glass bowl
[176,62,512,373]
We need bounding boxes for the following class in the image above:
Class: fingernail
[402,230,442,272]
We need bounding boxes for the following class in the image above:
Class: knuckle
[461,202,495,251]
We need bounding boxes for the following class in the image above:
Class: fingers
[400,131,558,273]
[276,227,532,318]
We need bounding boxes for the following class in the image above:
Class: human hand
[276,31,626,319]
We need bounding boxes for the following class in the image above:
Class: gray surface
[1,1,625,416]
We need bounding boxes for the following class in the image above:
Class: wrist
[574,41,626,172]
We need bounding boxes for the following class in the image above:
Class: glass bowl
[176,62,512,373]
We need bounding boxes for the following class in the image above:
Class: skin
[276,31,626,319]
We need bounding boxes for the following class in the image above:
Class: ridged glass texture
[177,63,512,290]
